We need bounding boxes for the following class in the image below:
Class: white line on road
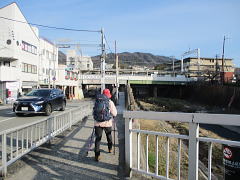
[1,108,71,123]
[0,117,16,123]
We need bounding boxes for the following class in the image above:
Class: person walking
[93,88,117,161]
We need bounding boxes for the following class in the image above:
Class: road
[0,100,93,133]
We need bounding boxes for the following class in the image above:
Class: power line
[0,16,100,33]
[104,34,113,54]
[57,43,101,48]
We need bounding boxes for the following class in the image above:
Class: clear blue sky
[1,0,240,66]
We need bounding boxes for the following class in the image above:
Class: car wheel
[44,104,52,116]
[60,101,66,111]
[16,113,24,117]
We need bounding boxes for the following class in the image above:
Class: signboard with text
[223,145,240,180]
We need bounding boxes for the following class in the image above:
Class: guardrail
[124,111,240,180]
[0,103,93,176]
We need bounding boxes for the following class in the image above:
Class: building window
[22,63,37,74]
[27,64,31,73]
[22,41,37,55]
[24,64,27,72]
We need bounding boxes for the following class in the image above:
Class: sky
[0,0,240,66]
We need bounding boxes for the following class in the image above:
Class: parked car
[13,88,66,116]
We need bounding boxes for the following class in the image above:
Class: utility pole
[215,54,219,80]
[53,42,56,88]
[170,56,175,77]
[115,40,119,103]
[48,53,51,88]
[221,35,226,84]
[100,28,105,92]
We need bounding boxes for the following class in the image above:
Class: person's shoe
[108,149,112,153]
[95,155,101,162]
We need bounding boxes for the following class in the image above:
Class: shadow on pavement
[7,115,126,180]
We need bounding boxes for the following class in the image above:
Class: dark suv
[13,88,66,116]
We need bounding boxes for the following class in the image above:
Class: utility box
[223,145,240,180]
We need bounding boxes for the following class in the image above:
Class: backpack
[93,94,112,122]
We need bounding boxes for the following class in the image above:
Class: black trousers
[94,126,112,156]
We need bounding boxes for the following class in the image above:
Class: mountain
[91,52,173,69]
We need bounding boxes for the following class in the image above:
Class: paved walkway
[5,92,126,180]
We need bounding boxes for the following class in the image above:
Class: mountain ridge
[91,52,173,68]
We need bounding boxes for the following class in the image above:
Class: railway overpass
[79,73,196,85]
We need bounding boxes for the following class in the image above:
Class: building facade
[0,3,39,102]
[39,37,58,88]
[173,57,234,81]
[66,49,93,71]
[0,3,84,103]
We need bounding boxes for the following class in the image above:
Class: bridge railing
[0,103,93,176]
[124,111,240,180]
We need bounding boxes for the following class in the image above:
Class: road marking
[0,117,16,123]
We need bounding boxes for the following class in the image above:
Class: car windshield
[26,90,50,97]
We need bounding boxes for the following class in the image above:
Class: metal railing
[124,111,240,180]
[0,103,93,176]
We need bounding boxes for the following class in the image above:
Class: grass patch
[148,151,155,171]
[138,97,206,113]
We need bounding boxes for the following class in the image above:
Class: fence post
[2,133,7,177]
[188,118,199,180]
[125,117,132,177]
[48,117,53,143]
[69,110,72,128]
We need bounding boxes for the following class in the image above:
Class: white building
[80,56,93,71]
[0,3,39,102]
[39,37,58,88]
[66,49,93,71]
[0,3,84,103]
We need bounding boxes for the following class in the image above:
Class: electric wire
[0,16,100,33]
[103,34,113,54]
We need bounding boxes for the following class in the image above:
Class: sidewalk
[6,93,126,180]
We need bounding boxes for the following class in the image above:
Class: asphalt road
[0,100,93,133]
